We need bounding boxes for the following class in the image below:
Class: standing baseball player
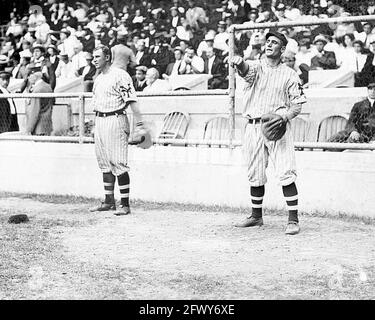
[231,31,307,235]
[90,45,145,215]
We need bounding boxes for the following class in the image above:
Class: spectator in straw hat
[0,71,19,133]
[168,7,182,29]
[197,32,216,59]
[47,44,59,72]
[310,34,337,70]
[57,28,76,59]
[29,42,56,91]
[12,51,32,79]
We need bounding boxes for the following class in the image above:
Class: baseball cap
[368,83,375,89]
[265,31,288,47]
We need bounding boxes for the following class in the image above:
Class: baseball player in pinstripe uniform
[231,31,307,235]
[89,45,145,215]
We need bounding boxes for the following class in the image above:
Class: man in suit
[329,83,375,143]
[168,27,181,49]
[168,7,181,29]
[135,39,152,68]
[149,34,172,76]
[76,52,97,92]
[203,47,227,89]
[133,65,148,91]
[25,68,53,136]
[310,35,337,70]
[0,71,19,133]
[163,46,184,79]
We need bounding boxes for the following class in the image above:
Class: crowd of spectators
[1,0,375,93]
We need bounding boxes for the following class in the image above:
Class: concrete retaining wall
[0,141,373,218]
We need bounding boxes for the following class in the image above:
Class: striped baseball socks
[282,183,299,223]
[103,172,115,204]
[251,186,265,218]
[117,172,130,207]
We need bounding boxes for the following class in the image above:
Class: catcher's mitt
[129,122,153,149]
[261,113,287,141]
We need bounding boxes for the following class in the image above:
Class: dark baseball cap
[265,31,288,47]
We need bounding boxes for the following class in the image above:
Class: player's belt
[248,117,262,124]
[95,107,127,117]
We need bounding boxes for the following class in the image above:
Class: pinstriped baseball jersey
[92,66,137,113]
[92,66,137,176]
[241,59,306,118]
[239,58,306,187]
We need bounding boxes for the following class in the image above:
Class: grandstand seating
[291,117,309,143]
[203,116,229,147]
[157,111,190,144]
[317,115,349,142]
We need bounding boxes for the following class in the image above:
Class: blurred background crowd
[1,0,375,93]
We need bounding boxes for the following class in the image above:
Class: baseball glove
[129,122,153,149]
[261,113,287,141]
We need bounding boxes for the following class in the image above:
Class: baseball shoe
[89,202,116,212]
[285,221,300,235]
[114,204,131,216]
[234,216,263,228]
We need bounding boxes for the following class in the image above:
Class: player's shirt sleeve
[115,69,138,104]
[239,60,259,86]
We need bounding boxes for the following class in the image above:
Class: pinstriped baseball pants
[94,114,130,176]
[242,121,297,187]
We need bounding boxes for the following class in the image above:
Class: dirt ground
[0,193,374,300]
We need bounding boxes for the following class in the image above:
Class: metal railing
[0,88,374,151]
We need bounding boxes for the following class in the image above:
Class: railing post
[228,26,236,149]
[79,94,85,144]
